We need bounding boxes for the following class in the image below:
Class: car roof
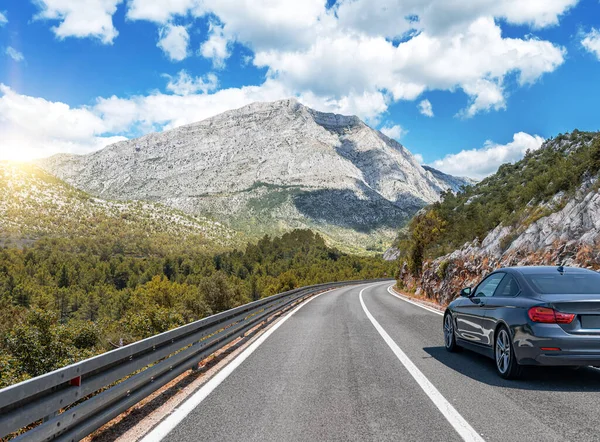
[500,266,597,275]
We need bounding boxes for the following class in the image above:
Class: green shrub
[436,260,450,279]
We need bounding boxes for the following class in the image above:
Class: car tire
[494,325,522,379]
[443,313,461,352]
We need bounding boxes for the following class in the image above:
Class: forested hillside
[396,130,600,305]
[0,163,394,388]
[0,162,241,254]
[0,229,393,388]
[398,130,600,274]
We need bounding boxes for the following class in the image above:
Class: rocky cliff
[39,99,469,253]
[398,131,600,304]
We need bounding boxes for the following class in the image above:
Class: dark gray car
[443,266,600,379]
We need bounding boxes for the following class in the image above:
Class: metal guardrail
[0,278,390,441]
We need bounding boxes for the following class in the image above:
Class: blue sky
[0,0,599,179]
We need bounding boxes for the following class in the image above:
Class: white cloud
[582,28,600,60]
[495,0,579,29]
[413,153,424,164]
[157,24,189,61]
[0,11,7,25]
[111,0,570,120]
[93,79,291,132]
[418,99,433,117]
[205,0,327,52]
[429,132,545,179]
[33,0,123,44]
[459,78,506,118]
[335,0,578,37]
[126,0,203,23]
[126,0,326,50]
[0,84,127,160]
[165,70,218,95]
[253,16,565,118]
[380,124,407,141]
[6,47,24,62]
[29,1,571,119]
[199,22,231,69]
[5,0,576,159]
[298,89,389,123]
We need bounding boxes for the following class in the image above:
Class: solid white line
[141,288,334,442]
[360,285,484,442]
[387,284,444,316]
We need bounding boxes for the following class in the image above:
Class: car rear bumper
[514,323,600,366]
[529,353,600,366]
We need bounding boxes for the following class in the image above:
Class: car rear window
[524,272,600,294]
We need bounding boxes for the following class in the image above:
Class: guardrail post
[190,341,200,371]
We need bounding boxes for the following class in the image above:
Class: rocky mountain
[0,162,239,252]
[422,165,476,193]
[397,130,600,304]
[39,99,469,253]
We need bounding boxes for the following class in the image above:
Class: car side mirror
[460,287,472,297]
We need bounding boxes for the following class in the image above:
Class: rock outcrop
[400,179,600,305]
[422,165,476,193]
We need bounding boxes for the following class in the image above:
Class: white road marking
[141,288,333,442]
[387,284,444,316]
[360,285,485,442]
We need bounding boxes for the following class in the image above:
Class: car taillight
[528,306,575,324]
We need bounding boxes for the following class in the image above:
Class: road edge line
[140,288,335,442]
[387,284,444,316]
[360,285,484,442]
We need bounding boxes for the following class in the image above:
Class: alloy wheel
[496,329,511,374]
[444,314,454,349]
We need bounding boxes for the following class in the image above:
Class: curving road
[143,281,600,442]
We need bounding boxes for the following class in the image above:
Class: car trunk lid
[536,294,600,334]
[539,294,600,313]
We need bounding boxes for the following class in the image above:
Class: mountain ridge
[39,99,471,252]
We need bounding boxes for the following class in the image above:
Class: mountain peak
[214,98,362,132]
[39,100,466,253]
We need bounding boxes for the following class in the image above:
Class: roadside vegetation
[0,163,394,388]
[397,130,600,275]
[0,230,393,388]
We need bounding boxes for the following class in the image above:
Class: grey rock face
[422,165,476,193]
[383,247,401,261]
[401,179,600,305]
[39,99,464,252]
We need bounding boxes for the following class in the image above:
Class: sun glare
[0,145,42,162]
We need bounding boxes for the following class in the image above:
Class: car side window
[494,274,520,297]
[474,273,505,297]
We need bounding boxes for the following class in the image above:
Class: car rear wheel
[495,326,522,379]
[444,313,461,352]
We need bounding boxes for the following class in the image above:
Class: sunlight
[0,142,43,162]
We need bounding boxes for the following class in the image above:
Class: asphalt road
[153,281,600,442]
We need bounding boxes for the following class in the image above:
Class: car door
[480,273,521,343]
[454,272,505,345]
